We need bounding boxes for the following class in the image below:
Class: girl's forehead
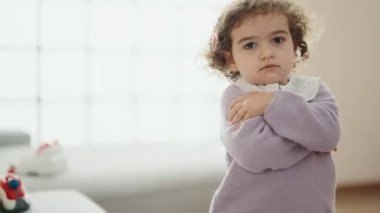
[232,13,290,37]
[237,12,288,29]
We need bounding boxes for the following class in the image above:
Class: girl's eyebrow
[237,30,289,44]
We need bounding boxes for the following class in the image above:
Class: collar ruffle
[234,74,320,101]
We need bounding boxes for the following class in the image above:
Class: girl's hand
[229,92,274,125]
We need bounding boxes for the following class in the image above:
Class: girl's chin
[247,73,289,85]
[250,78,289,86]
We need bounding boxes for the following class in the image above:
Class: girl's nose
[259,44,275,61]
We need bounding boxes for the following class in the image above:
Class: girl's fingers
[229,102,243,122]
[229,96,245,111]
[242,111,251,121]
[230,109,247,124]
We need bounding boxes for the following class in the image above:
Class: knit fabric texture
[209,77,341,213]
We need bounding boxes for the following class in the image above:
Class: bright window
[0,0,229,147]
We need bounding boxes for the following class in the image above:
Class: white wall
[296,0,380,185]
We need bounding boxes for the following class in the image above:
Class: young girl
[205,0,340,212]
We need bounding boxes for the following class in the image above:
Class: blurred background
[0,0,229,147]
[0,0,379,212]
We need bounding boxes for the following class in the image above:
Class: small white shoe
[10,140,68,176]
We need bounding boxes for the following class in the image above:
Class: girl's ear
[220,51,238,72]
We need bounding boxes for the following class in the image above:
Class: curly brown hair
[205,0,310,81]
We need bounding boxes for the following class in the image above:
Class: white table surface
[25,190,106,213]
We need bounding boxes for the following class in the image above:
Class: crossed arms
[220,82,340,173]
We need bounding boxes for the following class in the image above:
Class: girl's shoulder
[289,74,320,85]
[284,74,321,101]
[291,75,337,102]
[287,74,337,101]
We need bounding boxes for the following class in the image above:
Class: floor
[336,184,380,213]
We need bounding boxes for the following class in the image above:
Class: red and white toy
[0,172,30,212]
[10,140,67,176]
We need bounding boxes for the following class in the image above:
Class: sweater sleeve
[263,82,341,152]
[220,85,311,174]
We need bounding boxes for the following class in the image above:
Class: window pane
[129,6,176,49]
[0,0,36,46]
[91,1,132,48]
[91,52,133,96]
[172,8,219,53]
[132,52,178,96]
[41,0,87,47]
[91,0,176,48]
[0,51,36,98]
[41,51,86,99]
[41,103,86,147]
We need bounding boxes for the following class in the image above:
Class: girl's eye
[243,42,257,49]
[272,37,285,44]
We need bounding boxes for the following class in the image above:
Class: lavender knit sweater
[209,81,340,213]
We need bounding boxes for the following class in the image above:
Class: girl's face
[229,13,295,85]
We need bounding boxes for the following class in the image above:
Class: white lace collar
[234,74,320,101]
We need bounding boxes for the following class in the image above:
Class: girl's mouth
[259,64,279,71]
